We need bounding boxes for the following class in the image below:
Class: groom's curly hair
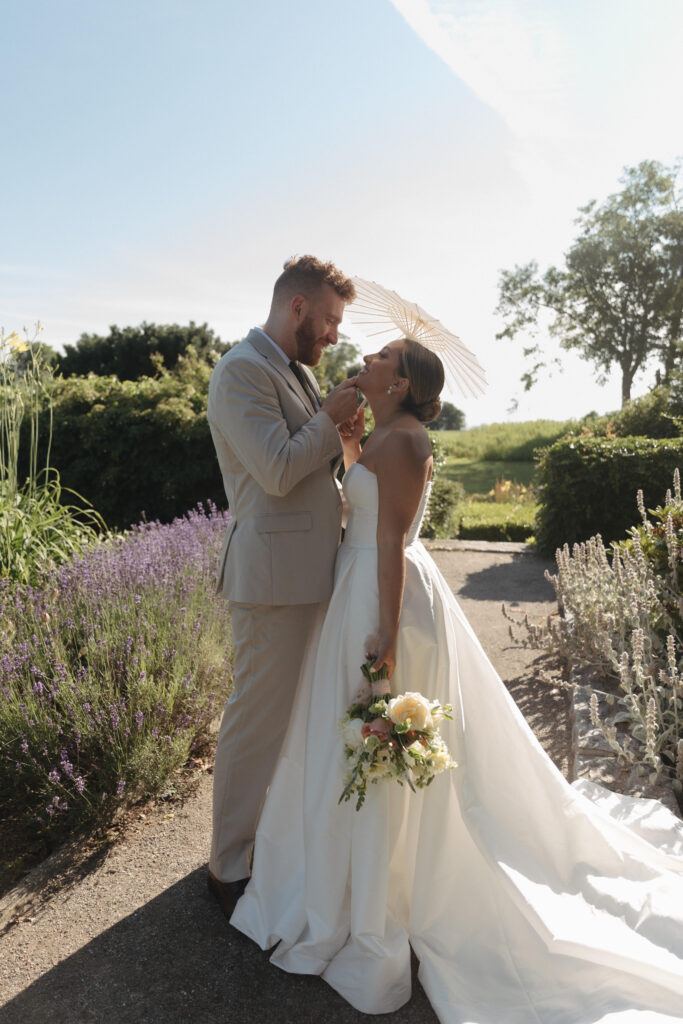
[274,255,356,303]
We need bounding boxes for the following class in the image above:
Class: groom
[207,255,358,915]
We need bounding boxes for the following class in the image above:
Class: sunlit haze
[2,0,681,425]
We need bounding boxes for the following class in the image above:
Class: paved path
[0,548,564,1024]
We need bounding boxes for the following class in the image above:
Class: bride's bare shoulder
[376,424,432,471]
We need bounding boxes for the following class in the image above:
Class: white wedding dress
[231,462,683,1023]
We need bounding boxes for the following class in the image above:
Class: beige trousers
[209,601,322,883]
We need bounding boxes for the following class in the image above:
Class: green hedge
[535,436,683,554]
[19,358,225,530]
[458,501,536,542]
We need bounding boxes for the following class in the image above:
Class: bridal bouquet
[339,659,456,810]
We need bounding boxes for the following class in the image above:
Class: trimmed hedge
[458,502,536,543]
[535,436,683,554]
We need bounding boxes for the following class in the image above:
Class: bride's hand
[338,401,366,444]
[367,633,397,678]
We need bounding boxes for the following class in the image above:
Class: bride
[231,338,683,1023]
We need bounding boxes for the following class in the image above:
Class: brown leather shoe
[207,870,249,919]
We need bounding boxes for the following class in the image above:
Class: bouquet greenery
[339,660,456,810]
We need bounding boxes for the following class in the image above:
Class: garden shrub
[509,472,683,804]
[420,479,464,539]
[19,353,226,529]
[535,436,683,555]
[574,388,682,440]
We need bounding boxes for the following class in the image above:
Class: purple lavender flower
[1,504,232,837]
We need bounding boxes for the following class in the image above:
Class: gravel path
[0,547,564,1024]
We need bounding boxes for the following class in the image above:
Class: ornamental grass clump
[0,503,232,841]
[0,325,105,584]
[507,471,683,798]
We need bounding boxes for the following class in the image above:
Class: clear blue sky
[2,0,682,425]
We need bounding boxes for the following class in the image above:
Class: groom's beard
[295,315,323,366]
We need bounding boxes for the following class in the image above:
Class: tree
[496,161,683,406]
[57,321,233,380]
[427,401,465,431]
[311,339,362,392]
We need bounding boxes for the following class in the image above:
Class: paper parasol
[348,277,487,399]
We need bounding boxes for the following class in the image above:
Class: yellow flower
[5,332,28,353]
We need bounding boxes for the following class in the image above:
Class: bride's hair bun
[397,340,445,424]
[412,397,442,423]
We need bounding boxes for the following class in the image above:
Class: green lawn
[442,458,537,496]
[429,419,571,542]
[435,419,575,461]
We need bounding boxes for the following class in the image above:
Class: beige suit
[207,329,343,882]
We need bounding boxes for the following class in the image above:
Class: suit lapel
[247,330,318,417]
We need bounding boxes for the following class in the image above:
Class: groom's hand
[321,377,360,426]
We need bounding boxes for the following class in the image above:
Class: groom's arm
[210,357,343,497]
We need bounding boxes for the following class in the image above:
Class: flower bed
[0,504,232,843]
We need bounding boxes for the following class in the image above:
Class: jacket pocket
[254,511,313,533]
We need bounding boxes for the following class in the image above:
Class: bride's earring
[387,386,393,394]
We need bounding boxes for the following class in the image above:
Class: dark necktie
[289,360,318,409]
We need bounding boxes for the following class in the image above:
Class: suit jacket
[207,329,344,605]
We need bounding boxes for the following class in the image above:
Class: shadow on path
[0,868,437,1024]
[505,653,571,775]
[458,554,555,605]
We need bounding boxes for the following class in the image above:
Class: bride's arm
[370,430,430,678]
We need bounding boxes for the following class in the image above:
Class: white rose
[340,717,365,750]
[387,692,433,732]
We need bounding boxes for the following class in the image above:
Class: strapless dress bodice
[342,462,432,549]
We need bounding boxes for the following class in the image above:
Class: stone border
[423,539,533,554]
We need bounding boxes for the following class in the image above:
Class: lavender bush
[1,503,232,839]
[506,472,683,797]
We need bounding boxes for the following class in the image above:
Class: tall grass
[440,419,575,461]
[0,326,105,584]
